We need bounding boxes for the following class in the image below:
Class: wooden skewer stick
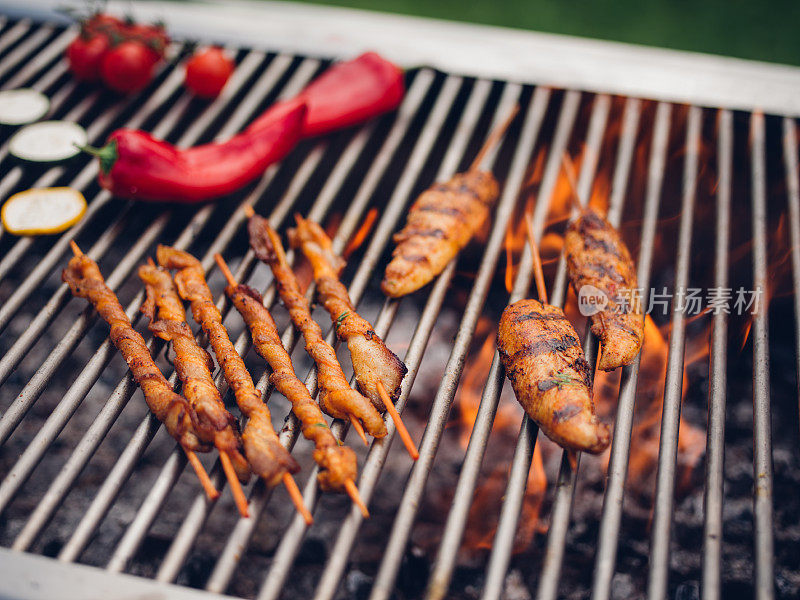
[283,472,314,526]
[560,153,585,213]
[344,479,370,518]
[349,415,369,446]
[469,104,520,172]
[524,213,548,304]
[217,254,314,521]
[151,255,242,507]
[186,449,221,500]
[152,257,246,511]
[71,241,222,500]
[219,450,249,517]
[377,381,418,460]
[215,253,240,288]
[216,254,368,518]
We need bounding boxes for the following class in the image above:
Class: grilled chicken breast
[497,299,610,454]
[382,170,499,298]
[565,207,644,371]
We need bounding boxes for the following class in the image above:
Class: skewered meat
[497,298,610,454]
[247,214,387,438]
[63,252,207,451]
[565,206,644,371]
[224,280,357,491]
[288,215,407,410]
[382,170,499,298]
[156,245,299,487]
[139,263,250,481]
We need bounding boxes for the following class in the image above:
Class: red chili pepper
[86,52,403,203]
[83,102,306,203]
[250,52,405,138]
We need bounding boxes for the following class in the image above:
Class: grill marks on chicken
[382,170,499,298]
[289,215,407,411]
[62,252,206,452]
[224,280,358,492]
[156,245,299,487]
[497,299,610,454]
[248,214,387,438]
[138,263,250,481]
[565,207,644,371]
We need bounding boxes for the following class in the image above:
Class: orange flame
[453,315,548,555]
[343,207,378,259]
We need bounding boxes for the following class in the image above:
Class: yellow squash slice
[1,187,86,236]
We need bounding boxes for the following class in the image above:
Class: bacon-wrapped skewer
[63,242,218,499]
[138,260,251,516]
[561,155,644,371]
[156,245,312,524]
[245,207,388,442]
[214,254,370,517]
[288,215,418,459]
[381,106,517,298]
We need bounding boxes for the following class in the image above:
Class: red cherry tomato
[122,23,170,63]
[100,41,155,94]
[184,47,234,99]
[83,13,124,37]
[66,33,111,82]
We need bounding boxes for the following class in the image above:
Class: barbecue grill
[1,2,799,599]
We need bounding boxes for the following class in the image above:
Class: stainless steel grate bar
[535,93,614,600]
[590,101,672,600]
[702,108,732,600]
[45,57,319,565]
[205,69,454,595]
[311,82,545,600]
[548,94,611,307]
[0,19,31,61]
[2,26,74,90]
[258,78,518,600]
[0,51,306,544]
[423,86,552,600]
[152,142,333,584]
[0,49,271,447]
[0,47,190,380]
[479,89,582,600]
[0,43,235,285]
[749,111,775,600]
[367,84,533,600]
[647,105,702,600]
[781,118,800,447]
[112,140,337,577]
[0,23,54,81]
[0,57,186,330]
[155,70,436,593]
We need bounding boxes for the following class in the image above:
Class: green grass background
[281,0,800,66]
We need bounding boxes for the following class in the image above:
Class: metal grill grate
[0,16,799,600]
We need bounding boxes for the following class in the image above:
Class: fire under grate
[0,14,799,600]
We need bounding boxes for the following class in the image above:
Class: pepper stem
[78,139,118,177]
